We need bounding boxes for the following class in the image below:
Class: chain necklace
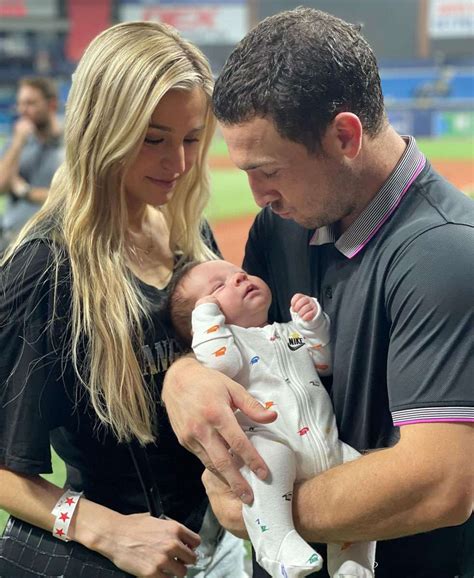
[126,221,155,265]
[126,213,174,288]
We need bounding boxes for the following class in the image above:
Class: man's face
[183,260,272,328]
[16,85,53,130]
[221,117,358,230]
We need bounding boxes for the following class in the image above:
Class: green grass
[210,136,230,157]
[206,169,257,222]
[417,137,474,160]
[0,509,8,532]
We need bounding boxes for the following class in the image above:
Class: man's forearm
[29,186,49,204]
[0,140,24,191]
[294,423,473,543]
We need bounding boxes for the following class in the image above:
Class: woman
[0,21,245,577]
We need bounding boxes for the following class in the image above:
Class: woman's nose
[162,144,186,176]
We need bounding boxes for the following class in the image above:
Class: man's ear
[324,112,363,160]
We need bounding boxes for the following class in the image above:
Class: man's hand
[163,357,277,503]
[202,469,247,539]
[10,176,31,199]
[13,117,35,144]
[0,118,35,192]
[291,293,319,321]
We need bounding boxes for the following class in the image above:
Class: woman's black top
[0,227,219,532]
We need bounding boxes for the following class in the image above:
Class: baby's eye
[211,284,224,293]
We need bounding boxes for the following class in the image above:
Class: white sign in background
[429,0,474,38]
[120,4,247,44]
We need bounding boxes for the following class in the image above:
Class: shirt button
[324,286,333,299]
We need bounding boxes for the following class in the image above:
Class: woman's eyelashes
[144,136,164,145]
[144,136,200,145]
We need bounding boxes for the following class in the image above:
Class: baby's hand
[196,295,220,308]
[291,293,319,321]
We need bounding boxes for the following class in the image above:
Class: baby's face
[184,260,272,327]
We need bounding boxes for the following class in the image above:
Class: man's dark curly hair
[213,7,386,152]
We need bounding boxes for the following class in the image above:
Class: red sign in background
[65,0,112,62]
[0,0,27,17]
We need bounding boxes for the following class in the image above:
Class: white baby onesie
[192,301,376,578]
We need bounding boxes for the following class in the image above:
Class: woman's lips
[147,176,177,190]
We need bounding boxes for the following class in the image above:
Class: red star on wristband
[52,490,83,542]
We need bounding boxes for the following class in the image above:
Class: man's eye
[184,138,200,144]
[262,170,279,179]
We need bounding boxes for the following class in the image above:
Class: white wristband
[51,489,83,541]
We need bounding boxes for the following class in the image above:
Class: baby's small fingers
[298,302,317,321]
[290,293,303,309]
[291,293,309,312]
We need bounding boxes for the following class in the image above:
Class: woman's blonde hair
[3,21,217,444]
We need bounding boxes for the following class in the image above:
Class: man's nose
[247,174,278,208]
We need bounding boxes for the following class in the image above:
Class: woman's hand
[202,469,248,539]
[95,513,200,578]
[162,357,277,503]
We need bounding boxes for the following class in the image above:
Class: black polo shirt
[244,137,473,577]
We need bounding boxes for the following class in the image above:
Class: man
[163,8,473,577]
[0,76,63,250]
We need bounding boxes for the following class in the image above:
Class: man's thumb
[231,389,278,423]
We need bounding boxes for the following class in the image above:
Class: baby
[169,259,376,578]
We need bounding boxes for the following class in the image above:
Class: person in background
[0,21,246,578]
[162,7,473,578]
[0,76,63,251]
[169,258,376,578]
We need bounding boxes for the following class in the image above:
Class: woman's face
[124,87,207,209]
